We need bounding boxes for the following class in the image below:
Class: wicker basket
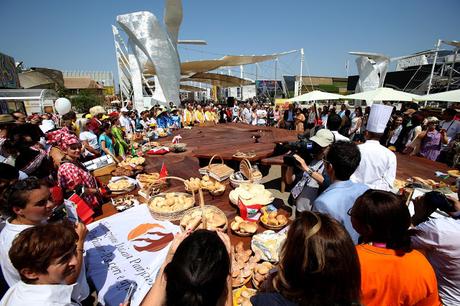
[229,159,262,188]
[179,205,228,231]
[260,219,288,231]
[148,176,196,221]
[199,155,234,181]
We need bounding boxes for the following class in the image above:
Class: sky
[1,0,460,83]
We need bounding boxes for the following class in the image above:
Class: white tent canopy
[415,89,460,102]
[145,50,298,76]
[346,87,421,105]
[287,90,345,102]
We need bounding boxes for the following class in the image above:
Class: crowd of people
[0,100,459,306]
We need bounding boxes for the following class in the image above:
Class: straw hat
[426,116,439,123]
[89,106,106,116]
[0,114,15,124]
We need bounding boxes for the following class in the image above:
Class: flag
[237,197,262,222]
[159,162,168,179]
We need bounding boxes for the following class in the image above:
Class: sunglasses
[68,143,82,150]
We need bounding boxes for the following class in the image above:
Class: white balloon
[55,98,72,115]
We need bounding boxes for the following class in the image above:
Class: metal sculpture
[117,9,181,108]
[350,52,390,93]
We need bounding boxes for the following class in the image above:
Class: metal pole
[299,48,304,97]
[240,65,244,100]
[447,48,458,91]
[274,58,278,99]
[427,39,442,94]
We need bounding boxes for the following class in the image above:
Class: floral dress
[420,130,442,161]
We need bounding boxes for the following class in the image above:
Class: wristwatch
[306,168,314,176]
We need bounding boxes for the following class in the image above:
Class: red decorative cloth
[46,127,80,151]
[58,162,99,208]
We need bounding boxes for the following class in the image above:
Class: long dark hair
[272,212,361,305]
[164,230,230,306]
[350,189,411,252]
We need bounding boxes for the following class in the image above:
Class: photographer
[284,129,334,213]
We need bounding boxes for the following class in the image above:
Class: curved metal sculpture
[350,52,390,93]
[117,10,181,107]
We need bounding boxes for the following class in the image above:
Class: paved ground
[260,165,296,218]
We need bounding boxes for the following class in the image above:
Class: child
[1,222,82,305]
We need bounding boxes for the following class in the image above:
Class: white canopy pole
[299,48,304,97]
[427,39,442,95]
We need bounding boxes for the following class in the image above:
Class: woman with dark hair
[110,117,129,158]
[140,229,232,306]
[4,123,51,178]
[294,108,305,133]
[349,107,363,141]
[401,112,425,154]
[338,109,351,138]
[350,189,440,306]
[99,123,115,158]
[251,211,361,306]
[381,114,403,149]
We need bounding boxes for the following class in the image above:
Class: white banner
[84,204,180,306]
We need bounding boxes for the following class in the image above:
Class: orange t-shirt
[357,244,441,306]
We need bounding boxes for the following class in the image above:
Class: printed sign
[84,204,180,306]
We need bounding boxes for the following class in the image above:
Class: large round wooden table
[97,123,455,249]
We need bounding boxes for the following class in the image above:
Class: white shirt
[331,131,350,142]
[241,108,252,124]
[0,281,78,306]
[440,120,460,150]
[389,125,403,145]
[0,220,89,302]
[256,109,267,125]
[39,120,56,133]
[351,140,397,191]
[119,115,132,134]
[412,216,460,306]
[232,106,239,117]
[79,131,100,156]
[440,120,460,141]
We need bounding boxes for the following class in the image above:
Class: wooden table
[95,125,454,249]
[96,154,283,249]
[164,123,298,163]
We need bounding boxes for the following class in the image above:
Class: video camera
[274,134,316,167]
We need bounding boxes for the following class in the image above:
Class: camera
[274,134,315,167]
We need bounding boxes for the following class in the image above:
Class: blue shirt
[313,180,368,244]
[287,110,294,122]
[156,115,170,129]
[170,115,181,128]
[98,133,114,155]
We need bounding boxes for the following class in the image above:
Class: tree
[71,90,103,113]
